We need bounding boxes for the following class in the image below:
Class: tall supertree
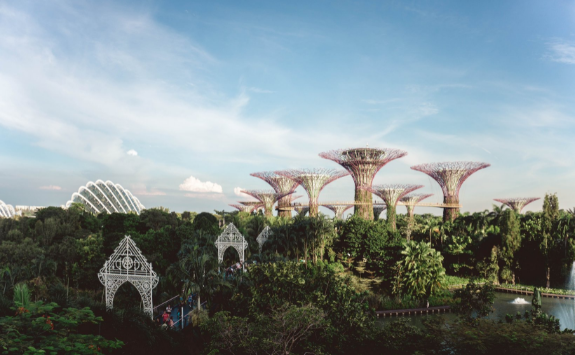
[229,204,255,213]
[240,190,292,217]
[373,204,387,221]
[276,168,349,217]
[400,193,433,219]
[411,162,490,222]
[363,184,423,230]
[321,204,353,219]
[319,147,407,220]
[250,172,300,218]
[494,197,540,213]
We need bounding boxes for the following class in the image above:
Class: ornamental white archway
[98,235,159,318]
[215,223,248,271]
[256,226,272,254]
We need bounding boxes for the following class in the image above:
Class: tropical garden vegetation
[1,193,575,353]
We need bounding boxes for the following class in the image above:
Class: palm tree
[168,245,226,311]
[396,241,446,308]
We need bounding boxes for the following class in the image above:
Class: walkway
[376,305,451,318]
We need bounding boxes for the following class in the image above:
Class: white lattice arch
[256,226,273,254]
[98,235,159,318]
[215,223,248,271]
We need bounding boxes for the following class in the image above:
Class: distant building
[65,180,145,215]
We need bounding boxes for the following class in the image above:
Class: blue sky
[0,0,574,215]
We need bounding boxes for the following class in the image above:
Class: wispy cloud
[546,39,575,64]
[39,185,62,190]
[126,149,138,156]
[180,176,223,193]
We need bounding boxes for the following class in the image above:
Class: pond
[378,292,575,330]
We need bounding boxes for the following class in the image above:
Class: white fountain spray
[557,261,575,330]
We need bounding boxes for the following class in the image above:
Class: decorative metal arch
[98,235,159,318]
[215,223,248,270]
[256,226,273,254]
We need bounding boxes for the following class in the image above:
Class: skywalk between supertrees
[400,193,433,218]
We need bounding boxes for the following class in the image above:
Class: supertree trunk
[308,201,319,217]
[386,205,397,230]
[277,196,292,218]
[355,186,373,220]
[443,195,459,222]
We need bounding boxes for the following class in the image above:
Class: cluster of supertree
[228,146,540,224]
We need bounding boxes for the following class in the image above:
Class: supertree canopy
[373,204,387,221]
[321,204,353,219]
[363,184,423,230]
[229,204,255,213]
[400,193,433,218]
[411,162,490,222]
[293,203,309,217]
[319,147,407,220]
[250,172,300,218]
[240,190,292,217]
[276,168,349,217]
[494,197,540,213]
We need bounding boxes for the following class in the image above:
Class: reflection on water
[378,292,575,330]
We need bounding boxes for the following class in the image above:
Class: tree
[499,209,522,284]
[452,279,495,323]
[168,244,225,310]
[541,193,559,288]
[0,302,123,354]
[394,241,446,307]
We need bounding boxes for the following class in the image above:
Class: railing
[171,301,208,330]
[153,295,180,312]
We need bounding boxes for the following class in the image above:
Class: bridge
[277,201,461,210]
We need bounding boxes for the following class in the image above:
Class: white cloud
[126,149,138,156]
[131,183,165,196]
[39,185,61,190]
[179,175,222,193]
[547,40,575,64]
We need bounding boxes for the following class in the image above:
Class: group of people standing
[155,293,196,329]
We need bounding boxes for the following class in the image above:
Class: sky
[0,0,574,215]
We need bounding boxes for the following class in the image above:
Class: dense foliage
[1,192,575,353]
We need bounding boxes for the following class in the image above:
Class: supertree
[229,204,255,213]
[276,168,349,217]
[240,190,292,217]
[319,147,407,220]
[250,172,300,218]
[239,201,263,211]
[293,204,309,216]
[373,204,387,221]
[494,197,540,213]
[411,162,490,222]
[363,184,423,230]
[321,204,353,219]
[400,193,433,219]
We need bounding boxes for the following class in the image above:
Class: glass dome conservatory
[0,200,15,218]
[66,180,145,215]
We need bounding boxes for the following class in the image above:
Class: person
[187,294,193,308]
[166,304,172,314]
[168,317,174,328]
[162,311,169,324]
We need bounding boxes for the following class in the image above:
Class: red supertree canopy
[229,204,255,213]
[240,190,293,217]
[251,171,302,217]
[275,168,349,217]
[319,147,408,187]
[364,184,424,208]
[319,147,407,220]
[494,197,540,213]
[321,204,353,219]
[400,193,433,217]
[410,162,490,200]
